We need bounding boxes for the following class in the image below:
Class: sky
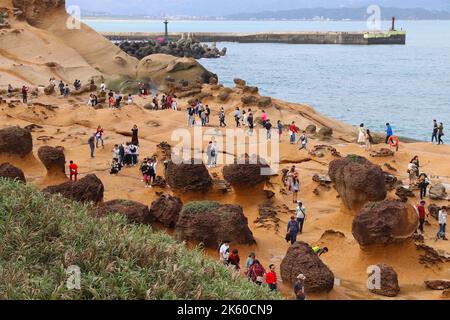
[66,0,450,16]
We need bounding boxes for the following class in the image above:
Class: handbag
[285,232,291,242]
[256,276,264,283]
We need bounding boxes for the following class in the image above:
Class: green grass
[0,179,280,300]
[181,201,221,216]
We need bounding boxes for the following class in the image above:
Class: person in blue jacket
[385,123,393,144]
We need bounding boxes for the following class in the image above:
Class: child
[298,131,308,150]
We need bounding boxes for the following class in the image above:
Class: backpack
[129,146,136,153]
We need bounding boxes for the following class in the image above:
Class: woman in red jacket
[265,264,278,291]
[248,260,266,286]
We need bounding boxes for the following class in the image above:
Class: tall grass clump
[0,179,280,300]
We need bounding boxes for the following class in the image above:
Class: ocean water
[84,19,450,140]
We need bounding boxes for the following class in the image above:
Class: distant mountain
[225,7,450,21]
[66,0,450,17]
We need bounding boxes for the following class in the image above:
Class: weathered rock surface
[95,199,151,224]
[175,202,255,248]
[429,184,448,200]
[329,155,386,211]
[352,200,419,246]
[165,159,212,192]
[280,242,334,293]
[223,155,271,187]
[0,162,26,183]
[0,126,33,157]
[37,146,65,174]
[43,174,104,204]
[149,193,183,228]
[368,264,400,297]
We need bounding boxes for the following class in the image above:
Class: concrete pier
[102,31,406,45]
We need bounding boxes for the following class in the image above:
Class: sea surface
[84,19,450,140]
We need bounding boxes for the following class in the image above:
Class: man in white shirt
[296,201,306,234]
[437,207,448,240]
[219,240,231,265]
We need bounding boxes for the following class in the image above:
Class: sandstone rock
[44,84,55,95]
[0,162,26,183]
[329,155,386,211]
[95,199,151,224]
[395,186,415,202]
[165,159,212,193]
[305,124,317,134]
[243,86,259,94]
[280,242,334,293]
[217,91,230,101]
[149,193,183,228]
[368,264,400,297]
[428,204,441,220]
[352,200,419,246]
[384,172,400,191]
[43,174,104,204]
[241,95,258,105]
[223,154,271,187]
[370,148,395,158]
[0,126,33,157]
[318,127,333,138]
[425,280,450,290]
[233,78,246,87]
[257,97,272,108]
[429,184,448,200]
[175,202,255,248]
[37,146,65,174]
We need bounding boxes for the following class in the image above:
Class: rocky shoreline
[117,37,227,60]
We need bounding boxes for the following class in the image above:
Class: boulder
[95,199,151,224]
[352,200,419,246]
[241,95,258,105]
[280,242,334,293]
[223,155,271,187]
[305,124,317,134]
[43,174,104,204]
[0,126,33,157]
[233,78,246,87]
[0,162,26,183]
[395,186,415,202]
[384,172,400,191]
[44,84,55,95]
[165,159,212,193]
[318,127,333,138]
[368,264,400,297]
[329,155,386,211]
[370,148,395,158]
[149,193,183,228]
[37,146,65,174]
[175,202,255,248]
[425,280,450,290]
[243,86,259,94]
[218,91,230,101]
[429,184,447,200]
[257,97,272,108]
[428,204,441,220]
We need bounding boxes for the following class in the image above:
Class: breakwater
[102,31,406,45]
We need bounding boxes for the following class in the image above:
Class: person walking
[242,110,247,127]
[418,173,430,199]
[265,119,272,140]
[88,134,95,158]
[415,200,427,235]
[289,121,298,144]
[206,141,216,168]
[408,160,418,187]
[385,123,393,144]
[432,120,438,143]
[58,81,65,95]
[95,125,104,149]
[298,131,308,150]
[265,264,278,291]
[261,110,267,128]
[437,207,448,240]
[21,85,28,103]
[219,240,231,265]
[357,123,366,146]
[291,175,300,203]
[219,108,226,127]
[205,105,210,124]
[248,260,266,285]
[277,120,283,138]
[438,122,444,145]
[296,201,306,234]
[64,84,70,97]
[294,274,306,300]
[234,107,241,127]
[118,143,125,166]
[365,129,374,151]
[287,216,299,245]
[131,125,139,146]
[247,111,254,135]
[69,160,78,181]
